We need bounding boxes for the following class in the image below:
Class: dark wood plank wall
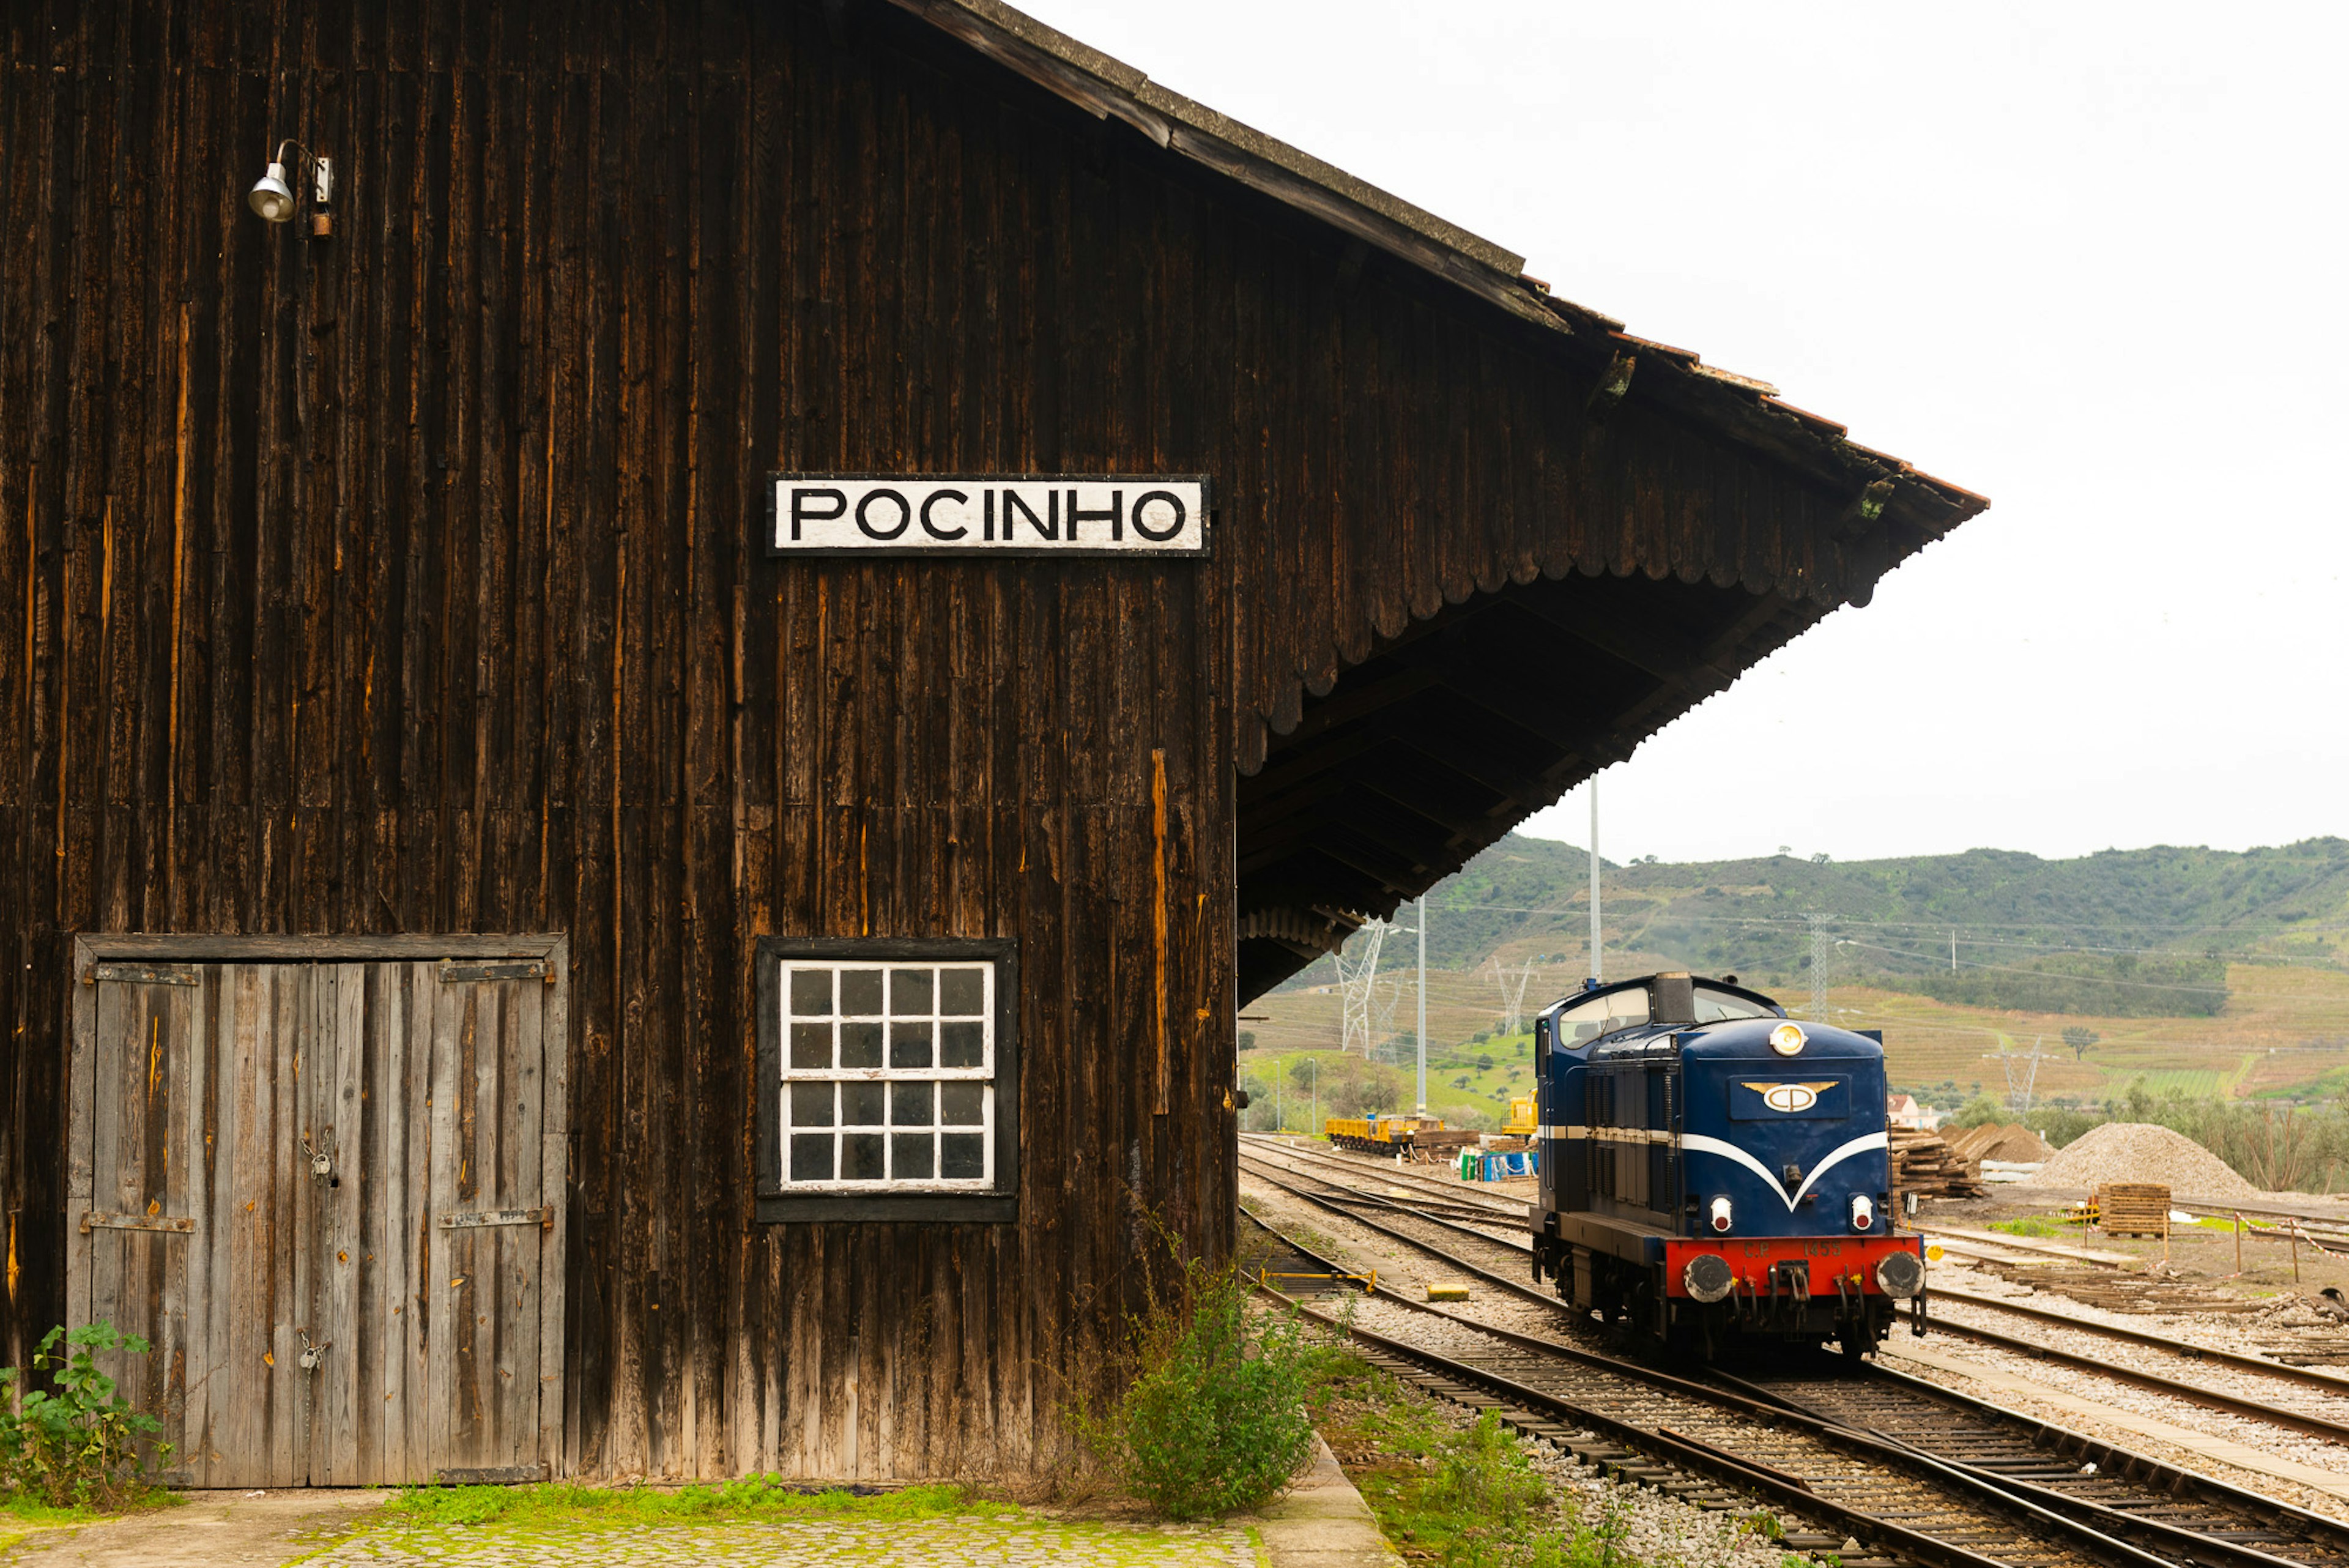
[3,0,1871,1477]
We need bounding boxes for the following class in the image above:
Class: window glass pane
[839,1022,884,1070]
[770,952,1001,1194]
[1693,984,1777,1023]
[789,968,833,1016]
[1558,987,1650,1046]
[893,1134,935,1180]
[940,1082,984,1126]
[842,1134,885,1181]
[842,1082,885,1126]
[940,1020,984,1069]
[941,1134,985,1180]
[891,1082,934,1128]
[890,967,933,1017]
[840,969,885,1016]
[889,1021,933,1069]
[789,1022,832,1070]
[789,1135,834,1182]
[938,967,985,1016]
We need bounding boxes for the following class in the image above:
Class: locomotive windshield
[1693,984,1778,1023]
[1556,978,1779,1044]
[1556,989,1650,1044]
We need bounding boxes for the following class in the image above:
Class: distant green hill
[1281,834,2349,1019]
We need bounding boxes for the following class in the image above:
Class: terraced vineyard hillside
[1242,834,2349,1115]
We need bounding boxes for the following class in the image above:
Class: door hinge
[80,1211,195,1235]
[87,962,199,987]
[438,1206,554,1231]
[437,960,550,984]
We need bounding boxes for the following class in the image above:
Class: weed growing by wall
[0,1324,167,1508]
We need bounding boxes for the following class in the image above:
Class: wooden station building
[0,0,1985,1485]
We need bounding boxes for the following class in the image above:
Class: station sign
[768,474,1209,559]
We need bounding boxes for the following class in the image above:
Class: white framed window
[755,938,1018,1222]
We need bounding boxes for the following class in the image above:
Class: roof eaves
[890,0,1991,555]
[889,0,1567,337]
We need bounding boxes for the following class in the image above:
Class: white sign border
[765,472,1214,560]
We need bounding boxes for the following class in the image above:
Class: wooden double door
[65,938,570,1487]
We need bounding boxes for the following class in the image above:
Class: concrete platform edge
[1250,1433,1403,1568]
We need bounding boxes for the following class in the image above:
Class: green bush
[0,1324,168,1507]
[1075,1245,1316,1519]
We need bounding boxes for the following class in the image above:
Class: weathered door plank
[310,964,368,1484]
[71,947,568,1487]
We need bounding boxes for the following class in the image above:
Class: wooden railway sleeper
[1244,1205,2270,1568]
[1716,1365,2349,1568]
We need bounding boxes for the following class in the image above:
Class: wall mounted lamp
[249,141,334,236]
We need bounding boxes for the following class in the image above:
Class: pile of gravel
[2020,1121,2255,1199]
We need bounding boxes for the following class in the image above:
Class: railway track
[1245,1141,2349,1447]
[1926,1288,2349,1443]
[1239,1165,2349,1568]
[1251,1209,2349,1568]
[1237,1150,1543,1288]
[1240,1134,1530,1222]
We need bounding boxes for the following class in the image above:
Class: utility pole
[1951,929,1958,973]
[1310,1056,1318,1134]
[1416,894,1429,1117]
[1588,778,1603,984]
[1809,913,1830,1021]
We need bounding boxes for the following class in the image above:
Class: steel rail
[1935,1284,2349,1394]
[1711,1359,2349,1568]
[1858,1360,2349,1564]
[1242,1178,2349,1568]
[1909,1225,2137,1271]
[1240,1134,1531,1219]
[1920,1312,2349,1446]
[1237,1148,1535,1245]
[2154,1202,2349,1243]
[1244,1211,2194,1568]
[1238,1156,1554,1306]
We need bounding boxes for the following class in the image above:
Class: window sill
[757,1193,1019,1225]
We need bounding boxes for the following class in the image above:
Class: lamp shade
[248,162,295,222]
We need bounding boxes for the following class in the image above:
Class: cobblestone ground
[310,1514,1263,1566]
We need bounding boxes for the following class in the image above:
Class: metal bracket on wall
[437,960,552,984]
[81,1211,195,1236]
[87,962,200,987]
[436,1465,550,1484]
[438,1206,554,1231]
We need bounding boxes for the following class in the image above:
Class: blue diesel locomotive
[1528,972,1928,1358]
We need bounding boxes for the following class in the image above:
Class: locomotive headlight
[1849,1194,1875,1232]
[1707,1195,1733,1233]
[1768,1022,1806,1057]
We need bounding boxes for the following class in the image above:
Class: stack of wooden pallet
[1890,1127,1987,1202]
[2095,1181,2172,1238]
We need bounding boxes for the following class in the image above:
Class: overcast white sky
[1023,1,2349,865]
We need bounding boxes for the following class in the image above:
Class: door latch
[302,1132,340,1189]
[298,1331,331,1372]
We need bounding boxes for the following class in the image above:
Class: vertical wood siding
[4,0,1863,1477]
